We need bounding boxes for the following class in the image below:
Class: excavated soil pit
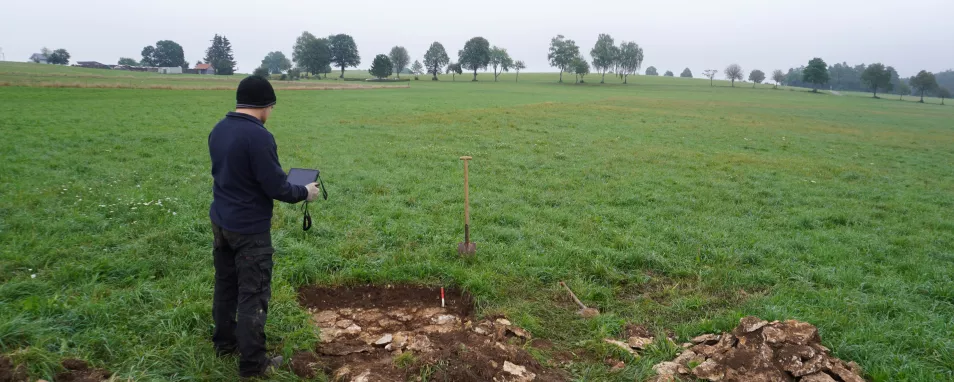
[294,285,567,381]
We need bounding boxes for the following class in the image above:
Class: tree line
[36,32,953,104]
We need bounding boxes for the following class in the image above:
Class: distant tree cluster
[96,32,954,106]
[549,34,643,84]
[46,48,70,65]
[141,40,187,68]
[261,51,291,74]
[290,32,360,79]
[118,57,138,66]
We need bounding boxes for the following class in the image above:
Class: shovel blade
[457,242,476,256]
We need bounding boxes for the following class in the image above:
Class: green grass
[0,63,952,381]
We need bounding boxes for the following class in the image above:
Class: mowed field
[1,63,953,381]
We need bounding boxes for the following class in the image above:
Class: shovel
[457,156,476,256]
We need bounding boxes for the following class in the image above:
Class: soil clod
[649,316,865,382]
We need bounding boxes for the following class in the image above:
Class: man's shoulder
[213,115,273,139]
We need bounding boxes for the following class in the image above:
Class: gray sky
[2,0,951,78]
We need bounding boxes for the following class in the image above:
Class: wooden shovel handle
[462,158,470,227]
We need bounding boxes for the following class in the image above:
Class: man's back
[209,112,304,234]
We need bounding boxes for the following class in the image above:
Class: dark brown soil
[0,357,112,382]
[0,356,28,382]
[294,284,567,381]
[55,359,112,382]
[297,284,474,317]
[625,324,654,339]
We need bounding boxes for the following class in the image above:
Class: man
[208,75,319,378]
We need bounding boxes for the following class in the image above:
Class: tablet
[287,168,320,186]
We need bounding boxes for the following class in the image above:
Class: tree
[287,68,301,80]
[724,64,743,87]
[938,87,950,105]
[204,34,236,75]
[141,40,187,68]
[802,57,830,92]
[459,37,491,81]
[489,46,513,82]
[424,42,450,81]
[664,70,674,77]
[446,62,462,81]
[590,33,617,84]
[702,69,718,86]
[572,56,589,83]
[140,46,156,66]
[748,69,765,87]
[909,70,938,103]
[547,35,580,83]
[514,60,526,82]
[388,46,410,78]
[646,66,658,76]
[860,63,895,98]
[253,66,270,77]
[47,49,70,65]
[680,68,693,78]
[368,54,393,79]
[616,41,643,84]
[329,34,360,78]
[410,60,424,75]
[293,32,332,76]
[895,81,911,100]
[118,57,138,66]
[771,69,785,88]
[261,51,292,74]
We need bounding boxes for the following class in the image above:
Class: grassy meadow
[1,62,953,381]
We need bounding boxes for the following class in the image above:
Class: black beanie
[236,75,277,108]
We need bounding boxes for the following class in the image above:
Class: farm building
[29,53,48,64]
[75,61,110,69]
[158,67,183,74]
[195,63,214,75]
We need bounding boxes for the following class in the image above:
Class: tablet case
[287,168,320,186]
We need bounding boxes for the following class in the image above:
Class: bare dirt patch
[0,356,28,382]
[55,359,112,382]
[295,285,567,381]
[0,357,111,382]
[650,316,865,382]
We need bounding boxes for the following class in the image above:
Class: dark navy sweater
[209,112,308,234]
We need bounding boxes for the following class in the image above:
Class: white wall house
[158,67,183,74]
[29,53,48,64]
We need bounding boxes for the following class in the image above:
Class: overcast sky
[2,0,951,78]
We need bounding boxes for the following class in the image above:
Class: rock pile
[651,317,866,382]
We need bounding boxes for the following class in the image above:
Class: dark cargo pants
[211,223,274,377]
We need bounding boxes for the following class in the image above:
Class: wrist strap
[302,202,312,231]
